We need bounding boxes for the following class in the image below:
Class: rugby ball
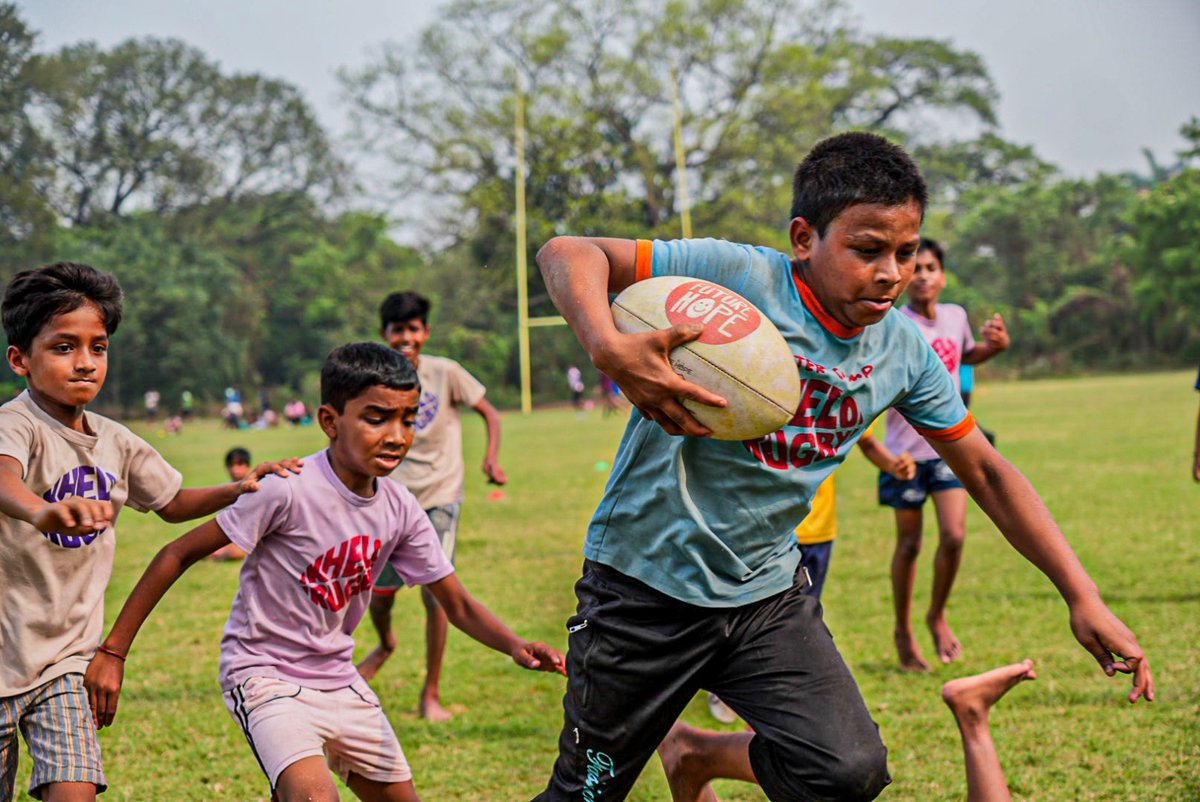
[611,276,800,440]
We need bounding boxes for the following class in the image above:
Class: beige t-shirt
[391,355,485,509]
[0,391,182,695]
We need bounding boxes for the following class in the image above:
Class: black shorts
[533,561,889,802]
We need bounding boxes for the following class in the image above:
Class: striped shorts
[0,673,106,801]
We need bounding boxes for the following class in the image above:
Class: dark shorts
[533,561,889,802]
[877,459,964,510]
[799,540,834,601]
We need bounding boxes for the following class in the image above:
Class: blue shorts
[798,540,834,601]
[878,459,964,509]
[0,673,107,800]
[372,503,460,594]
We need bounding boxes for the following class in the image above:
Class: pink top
[215,449,453,690]
[884,304,975,462]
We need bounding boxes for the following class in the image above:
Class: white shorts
[224,676,411,790]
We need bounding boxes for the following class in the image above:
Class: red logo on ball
[665,281,761,344]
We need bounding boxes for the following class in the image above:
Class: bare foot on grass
[927,613,962,664]
[356,633,396,681]
[895,630,931,671]
[941,659,1036,725]
[419,696,453,722]
[657,722,720,802]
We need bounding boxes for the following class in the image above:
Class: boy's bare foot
[895,630,931,671]
[658,722,720,802]
[207,543,247,561]
[941,659,1036,725]
[419,696,453,722]
[927,613,962,664]
[356,632,397,681]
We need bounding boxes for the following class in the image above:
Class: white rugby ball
[611,276,800,440]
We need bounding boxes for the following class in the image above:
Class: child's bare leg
[418,586,452,721]
[891,508,930,671]
[657,720,755,802]
[347,772,421,802]
[927,489,967,664]
[275,756,341,802]
[941,660,1036,802]
[40,782,96,802]
[357,592,398,681]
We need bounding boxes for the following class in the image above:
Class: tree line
[2,0,1196,412]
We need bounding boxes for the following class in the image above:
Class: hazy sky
[21,0,1200,178]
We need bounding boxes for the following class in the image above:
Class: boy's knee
[937,528,965,551]
[818,742,891,802]
[754,735,889,802]
[894,536,921,561]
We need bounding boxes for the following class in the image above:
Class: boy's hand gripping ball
[611,276,800,440]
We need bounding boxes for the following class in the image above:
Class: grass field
[12,370,1200,801]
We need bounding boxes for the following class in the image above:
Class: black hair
[790,132,928,236]
[2,262,124,352]
[918,237,945,267]
[225,447,251,467]
[379,291,431,329]
[320,342,420,412]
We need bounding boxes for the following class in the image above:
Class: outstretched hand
[890,451,916,481]
[597,325,726,437]
[31,497,113,537]
[483,459,508,485]
[979,313,1009,351]
[83,650,125,728]
[511,641,567,676]
[1068,596,1154,703]
[239,457,305,494]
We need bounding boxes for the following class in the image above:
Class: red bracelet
[96,644,126,662]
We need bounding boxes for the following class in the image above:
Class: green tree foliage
[0,3,53,264]
[30,37,342,226]
[1123,119,1200,355]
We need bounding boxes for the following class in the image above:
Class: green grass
[12,371,1200,800]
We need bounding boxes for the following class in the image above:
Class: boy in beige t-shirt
[357,291,507,722]
[0,262,297,802]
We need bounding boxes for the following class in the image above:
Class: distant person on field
[567,365,585,411]
[84,342,564,802]
[0,262,299,802]
[209,448,253,561]
[180,389,194,420]
[358,290,508,723]
[143,389,160,422]
[285,398,309,425]
[598,371,622,416]
[879,237,1009,671]
[1193,361,1200,482]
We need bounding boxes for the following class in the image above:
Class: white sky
[21,0,1200,178]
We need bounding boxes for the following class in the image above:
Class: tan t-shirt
[0,391,182,695]
[391,355,485,509]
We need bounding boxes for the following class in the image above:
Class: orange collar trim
[791,264,864,339]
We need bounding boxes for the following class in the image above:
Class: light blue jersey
[585,238,973,607]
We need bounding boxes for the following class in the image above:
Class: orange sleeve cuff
[634,239,654,282]
[915,411,976,442]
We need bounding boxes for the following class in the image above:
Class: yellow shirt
[795,474,836,544]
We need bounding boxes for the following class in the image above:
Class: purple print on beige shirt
[40,464,118,547]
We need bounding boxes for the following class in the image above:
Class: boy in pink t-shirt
[871,238,1009,671]
[85,342,564,801]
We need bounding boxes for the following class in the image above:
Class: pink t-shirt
[215,449,454,690]
[884,304,975,461]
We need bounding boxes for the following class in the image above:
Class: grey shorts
[372,503,460,594]
[0,673,106,800]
